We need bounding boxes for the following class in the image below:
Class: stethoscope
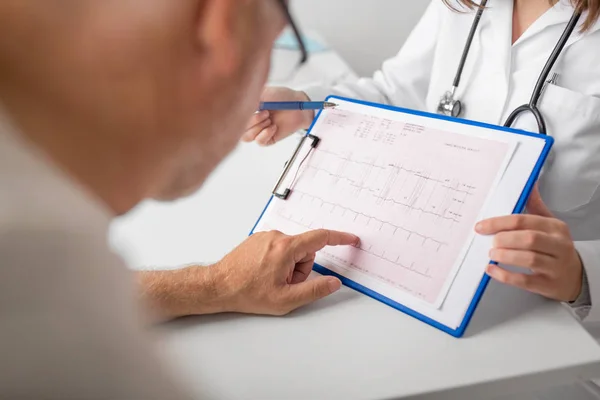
[437,0,582,135]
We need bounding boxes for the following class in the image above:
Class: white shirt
[0,111,189,399]
[305,0,600,323]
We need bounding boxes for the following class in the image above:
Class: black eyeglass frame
[276,0,309,66]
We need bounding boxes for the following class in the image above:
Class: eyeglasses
[276,0,308,67]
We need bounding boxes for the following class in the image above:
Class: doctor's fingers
[492,230,568,258]
[486,264,552,296]
[476,214,569,236]
[242,117,273,142]
[255,124,279,146]
[246,110,270,129]
[488,248,555,272]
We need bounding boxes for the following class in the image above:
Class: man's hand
[137,229,359,321]
[475,186,583,302]
[211,229,359,315]
[242,87,315,146]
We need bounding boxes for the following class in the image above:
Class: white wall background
[291,1,429,76]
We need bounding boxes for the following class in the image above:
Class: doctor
[247,2,600,395]
[246,0,600,316]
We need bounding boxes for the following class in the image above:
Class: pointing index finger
[292,229,359,261]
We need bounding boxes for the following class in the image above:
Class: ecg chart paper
[255,106,515,309]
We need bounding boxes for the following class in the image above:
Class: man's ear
[196,0,245,77]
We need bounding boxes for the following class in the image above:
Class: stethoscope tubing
[442,1,582,136]
[452,0,489,89]
[503,11,581,135]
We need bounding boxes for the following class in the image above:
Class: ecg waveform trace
[256,108,511,306]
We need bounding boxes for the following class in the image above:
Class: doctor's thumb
[526,185,554,218]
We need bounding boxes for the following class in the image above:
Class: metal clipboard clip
[272,132,320,200]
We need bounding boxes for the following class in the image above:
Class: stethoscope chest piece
[437,89,463,118]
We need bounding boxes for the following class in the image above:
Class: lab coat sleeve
[302,0,443,109]
[574,240,600,321]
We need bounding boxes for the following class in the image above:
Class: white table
[110,44,600,400]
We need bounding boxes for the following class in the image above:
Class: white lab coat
[305,1,600,327]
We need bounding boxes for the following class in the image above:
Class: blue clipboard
[250,95,554,338]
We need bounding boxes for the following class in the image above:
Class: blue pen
[258,101,337,111]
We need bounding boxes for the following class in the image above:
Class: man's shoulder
[0,218,193,400]
[0,116,122,303]
[0,117,112,238]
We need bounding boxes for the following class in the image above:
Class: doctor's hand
[475,186,583,302]
[242,87,315,146]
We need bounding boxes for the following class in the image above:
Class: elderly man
[0,0,359,397]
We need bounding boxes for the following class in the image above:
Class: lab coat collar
[488,0,600,70]
[513,2,600,47]
[513,2,576,46]
[567,10,600,46]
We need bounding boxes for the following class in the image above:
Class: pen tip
[324,102,338,108]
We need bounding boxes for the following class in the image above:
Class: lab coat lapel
[514,3,600,49]
[487,0,513,79]
[513,2,574,46]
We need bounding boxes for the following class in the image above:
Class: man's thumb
[526,185,554,217]
[284,276,341,312]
